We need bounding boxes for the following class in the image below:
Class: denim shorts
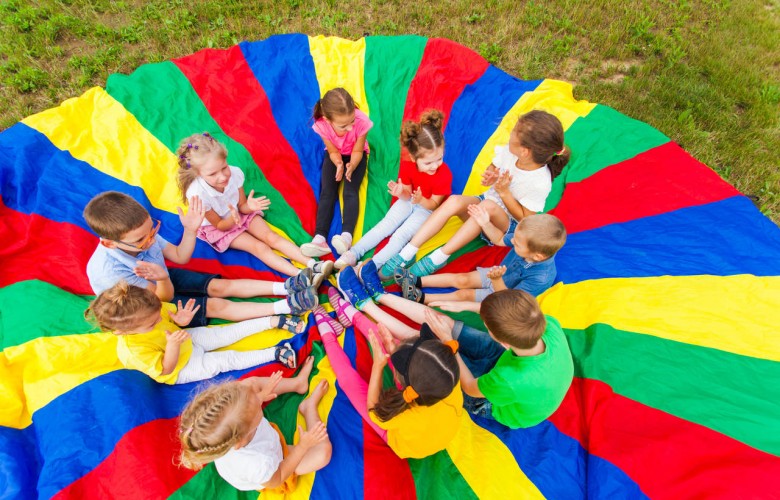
[463,394,495,421]
[475,194,518,246]
[169,268,220,327]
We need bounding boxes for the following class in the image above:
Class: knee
[454,274,473,289]
[207,279,228,296]
[206,297,229,316]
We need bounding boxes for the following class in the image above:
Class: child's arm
[134,261,175,302]
[494,173,533,221]
[203,207,239,231]
[415,192,446,211]
[467,204,507,246]
[262,422,329,489]
[322,138,345,181]
[487,266,508,292]
[345,135,367,182]
[163,196,206,264]
[456,354,486,398]
[237,187,272,215]
[161,329,190,375]
[367,331,389,411]
[424,309,485,398]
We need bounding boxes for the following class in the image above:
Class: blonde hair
[178,381,254,470]
[518,214,567,257]
[313,88,356,121]
[400,109,445,159]
[480,289,546,349]
[176,132,229,204]
[514,110,569,179]
[83,191,150,241]
[85,281,161,332]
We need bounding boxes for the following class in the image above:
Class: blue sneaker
[287,286,318,315]
[337,266,372,309]
[285,268,313,294]
[358,260,384,299]
[408,255,445,277]
[380,254,414,281]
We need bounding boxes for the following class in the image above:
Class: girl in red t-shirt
[335,110,452,278]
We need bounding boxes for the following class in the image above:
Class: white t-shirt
[483,145,552,214]
[186,166,245,227]
[214,417,284,491]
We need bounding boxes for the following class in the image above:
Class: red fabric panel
[173,47,317,233]
[0,200,94,294]
[549,378,780,499]
[550,142,741,234]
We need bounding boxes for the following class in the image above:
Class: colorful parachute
[1,34,779,499]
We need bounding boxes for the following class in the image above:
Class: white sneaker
[331,234,351,255]
[334,250,357,270]
[301,241,330,257]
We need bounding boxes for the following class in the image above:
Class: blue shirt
[86,234,170,295]
[500,251,557,298]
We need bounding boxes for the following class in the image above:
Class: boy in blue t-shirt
[395,213,566,310]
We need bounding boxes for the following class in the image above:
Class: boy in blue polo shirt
[84,191,318,328]
[395,213,566,308]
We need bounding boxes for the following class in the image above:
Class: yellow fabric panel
[446,412,544,499]
[417,214,467,259]
[462,79,596,197]
[0,333,122,429]
[538,275,780,361]
[308,35,371,240]
[21,87,182,213]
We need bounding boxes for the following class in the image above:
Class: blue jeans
[169,268,219,327]
[351,199,431,266]
[452,320,504,421]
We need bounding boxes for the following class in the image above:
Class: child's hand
[368,330,390,368]
[258,371,283,403]
[134,261,169,282]
[481,166,499,186]
[228,204,241,225]
[298,421,329,448]
[165,329,191,346]
[410,187,423,205]
[377,323,399,354]
[494,171,513,195]
[330,153,344,181]
[246,189,272,214]
[423,308,453,341]
[345,162,358,182]
[466,204,491,227]
[387,179,404,198]
[487,265,506,280]
[429,300,472,313]
[178,195,206,233]
[170,299,201,326]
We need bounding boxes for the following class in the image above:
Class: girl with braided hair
[178,362,331,492]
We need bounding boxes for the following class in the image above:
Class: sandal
[312,305,344,336]
[394,268,423,303]
[277,315,306,334]
[275,342,297,369]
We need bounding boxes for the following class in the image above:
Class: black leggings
[315,153,367,237]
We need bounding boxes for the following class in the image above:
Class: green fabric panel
[408,450,478,500]
[544,104,670,211]
[105,62,308,243]
[566,323,780,456]
[361,36,428,240]
[168,462,257,500]
[0,280,97,350]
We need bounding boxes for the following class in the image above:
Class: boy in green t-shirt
[426,289,573,428]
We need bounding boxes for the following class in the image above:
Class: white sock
[430,249,450,265]
[272,282,287,296]
[312,234,326,244]
[273,299,291,315]
[400,244,418,261]
[306,258,316,268]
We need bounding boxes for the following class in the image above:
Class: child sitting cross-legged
[394,214,566,309]
[86,281,300,384]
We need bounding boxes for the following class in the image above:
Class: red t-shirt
[398,160,453,199]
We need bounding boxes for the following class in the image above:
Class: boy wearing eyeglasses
[84,191,318,328]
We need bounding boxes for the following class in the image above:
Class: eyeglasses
[113,219,161,250]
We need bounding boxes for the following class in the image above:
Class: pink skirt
[197,212,259,253]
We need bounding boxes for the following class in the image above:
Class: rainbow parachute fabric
[1,34,780,499]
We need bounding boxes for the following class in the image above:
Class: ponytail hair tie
[179,154,191,169]
[402,385,419,403]
[202,132,213,141]
[443,340,459,354]
[552,147,565,157]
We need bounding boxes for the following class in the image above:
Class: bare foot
[293,356,315,394]
[299,378,329,416]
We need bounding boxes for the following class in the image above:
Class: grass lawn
[1,0,778,221]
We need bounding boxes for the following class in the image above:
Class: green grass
[1,0,778,221]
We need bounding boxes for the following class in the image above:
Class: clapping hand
[178,195,205,233]
[331,153,345,181]
[169,299,201,326]
[134,261,169,282]
[387,179,405,198]
[410,187,423,205]
[494,171,513,195]
[246,189,271,214]
[228,204,241,225]
[368,330,390,368]
[165,329,191,346]
[481,166,499,186]
[467,203,491,227]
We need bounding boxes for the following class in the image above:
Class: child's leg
[293,379,334,475]
[405,195,478,249]
[452,321,505,377]
[360,301,418,339]
[246,217,314,268]
[421,271,483,290]
[205,297,283,322]
[314,319,387,440]
[439,201,509,256]
[176,345,278,384]
[372,205,431,266]
[314,155,341,238]
[424,289,479,304]
[243,356,315,395]
[207,278,279,298]
[350,199,413,260]
[377,293,455,330]
[189,316,277,351]
[230,232,299,276]
[340,154,367,236]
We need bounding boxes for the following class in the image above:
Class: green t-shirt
[477,316,573,428]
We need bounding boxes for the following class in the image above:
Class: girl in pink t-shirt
[301,88,373,259]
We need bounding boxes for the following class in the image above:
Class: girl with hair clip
[178,366,331,493]
[334,109,452,275]
[177,132,333,290]
[311,290,462,459]
[383,109,570,278]
[301,88,373,258]
[85,281,301,384]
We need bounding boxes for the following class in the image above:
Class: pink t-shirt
[312,108,373,155]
